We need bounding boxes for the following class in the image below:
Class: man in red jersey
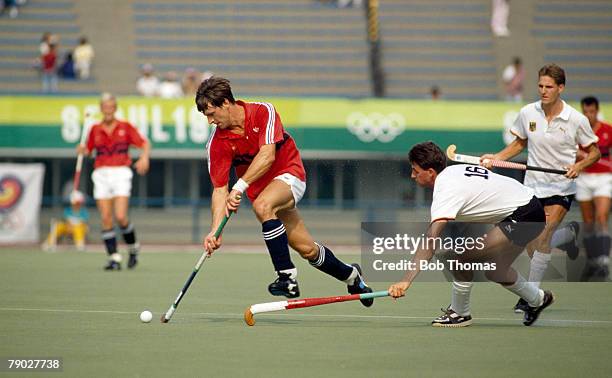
[577,96,612,280]
[77,93,150,270]
[197,77,373,305]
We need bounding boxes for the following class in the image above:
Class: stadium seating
[532,0,612,101]
[1,0,612,100]
[0,0,97,95]
[131,0,371,97]
[378,0,497,100]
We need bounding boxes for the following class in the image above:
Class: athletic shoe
[127,253,138,269]
[431,306,473,328]
[41,241,56,252]
[559,221,580,260]
[268,272,300,298]
[103,260,121,271]
[581,259,610,282]
[523,290,554,326]
[513,297,529,313]
[347,264,374,307]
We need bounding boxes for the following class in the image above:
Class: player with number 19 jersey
[431,164,535,223]
[206,101,306,201]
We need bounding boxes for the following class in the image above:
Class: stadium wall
[1,95,570,157]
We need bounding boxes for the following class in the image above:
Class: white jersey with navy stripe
[431,164,534,223]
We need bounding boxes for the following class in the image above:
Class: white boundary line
[1,307,611,325]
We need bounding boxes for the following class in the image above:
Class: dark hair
[538,63,566,86]
[581,96,599,109]
[408,141,447,173]
[195,76,235,112]
[512,56,522,65]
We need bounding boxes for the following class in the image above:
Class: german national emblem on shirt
[529,122,536,132]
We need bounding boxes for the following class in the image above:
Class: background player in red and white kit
[577,96,612,280]
[77,93,150,270]
[196,77,373,305]
[388,141,553,327]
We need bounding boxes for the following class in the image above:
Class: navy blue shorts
[498,196,546,247]
[538,194,574,211]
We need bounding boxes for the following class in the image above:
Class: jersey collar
[535,100,571,121]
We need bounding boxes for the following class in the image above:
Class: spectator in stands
[502,57,525,102]
[39,32,58,54]
[39,32,51,54]
[430,85,442,100]
[182,67,202,97]
[1,0,18,18]
[337,0,363,8]
[74,36,94,80]
[158,71,183,99]
[41,43,59,93]
[491,0,510,37]
[136,63,159,97]
[58,52,76,79]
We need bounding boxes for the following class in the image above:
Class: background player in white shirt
[481,64,600,312]
[388,142,553,327]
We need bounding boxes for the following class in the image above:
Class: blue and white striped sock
[310,242,354,282]
[262,219,295,272]
[101,229,117,256]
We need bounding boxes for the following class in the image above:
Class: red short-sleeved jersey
[86,121,146,168]
[583,121,612,173]
[206,100,306,201]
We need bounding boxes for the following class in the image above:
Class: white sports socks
[451,281,473,316]
[505,273,544,307]
[528,250,551,288]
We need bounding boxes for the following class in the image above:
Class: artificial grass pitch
[1,248,611,377]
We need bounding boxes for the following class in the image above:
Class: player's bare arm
[205,186,229,254]
[481,137,527,169]
[566,143,600,179]
[134,140,151,175]
[388,220,448,298]
[226,143,276,212]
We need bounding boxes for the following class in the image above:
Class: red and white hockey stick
[446,144,568,175]
[243,290,389,326]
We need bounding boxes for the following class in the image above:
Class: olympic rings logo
[346,112,406,143]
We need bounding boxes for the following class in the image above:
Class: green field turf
[1,248,612,377]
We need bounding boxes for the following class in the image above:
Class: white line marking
[1,307,610,325]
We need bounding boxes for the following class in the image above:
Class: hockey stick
[161,212,234,323]
[446,144,568,175]
[71,120,90,195]
[243,290,390,326]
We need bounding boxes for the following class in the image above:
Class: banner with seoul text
[0,97,608,157]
